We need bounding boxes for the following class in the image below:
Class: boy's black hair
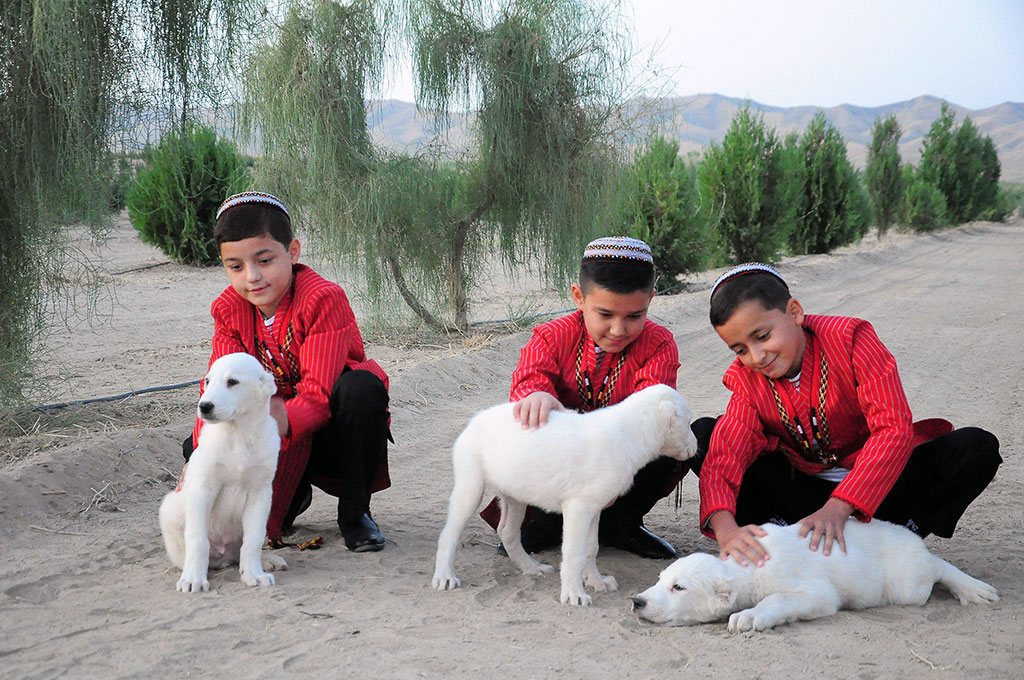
[214,203,292,248]
[579,258,656,295]
[709,272,791,327]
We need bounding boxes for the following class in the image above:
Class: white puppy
[159,352,287,592]
[432,384,698,606]
[633,519,997,631]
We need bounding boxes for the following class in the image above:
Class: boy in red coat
[181,192,391,552]
[692,263,1000,567]
[481,236,686,559]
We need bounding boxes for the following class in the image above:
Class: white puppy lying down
[633,519,997,631]
[433,384,698,606]
[160,352,287,593]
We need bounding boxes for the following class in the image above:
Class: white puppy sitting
[160,352,287,592]
[633,519,997,631]
[432,384,698,606]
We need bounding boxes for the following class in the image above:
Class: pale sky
[381,0,1024,110]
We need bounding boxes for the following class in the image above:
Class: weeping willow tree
[0,0,263,407]
[0,0,132,407]
[140,0,263,128]
[246,0,634,331]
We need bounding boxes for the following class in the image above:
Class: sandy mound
[2,216,1022,678]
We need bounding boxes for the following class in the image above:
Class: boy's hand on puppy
[270,396,290,438]
[174,463,188,492]
[798,497,853,556]
[711,511,769,567]
[512,392,566,430]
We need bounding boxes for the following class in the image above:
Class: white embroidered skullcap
[710,262,787,299]
[216,191,289,220]
[582,236,653,264]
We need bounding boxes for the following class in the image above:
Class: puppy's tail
[933,555,998,605]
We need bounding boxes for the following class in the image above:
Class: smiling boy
[691,263,1001,567]
[183,192,392,552]
[480,236,686,559]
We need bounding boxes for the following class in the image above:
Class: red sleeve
[830,321,913,518]
[285,286,360,441]
[509,325,563,402]
[192,296,248,449]
[697,375,768,537]
[630,325,679,391]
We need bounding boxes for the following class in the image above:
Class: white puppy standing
[432,384,698,606]
[160,352,287,592]
[633,519,997,631]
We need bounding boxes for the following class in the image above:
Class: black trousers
[523,456,685,542]
[689,416,1001,537]
[183,368,390,524]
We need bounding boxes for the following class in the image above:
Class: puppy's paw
[176,576,209,593]
[241,570,276,587]
[522,561,555,577]
[584,572,618,592]
[728,610,754,632]
[262,553,288,572]
[432,573,461,591]
[954,581,999,605]
[560,588,592,607]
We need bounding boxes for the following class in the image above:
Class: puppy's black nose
[198,401,214,415]
[631,596,646,611]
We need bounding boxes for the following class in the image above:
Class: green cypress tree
[919,101,1002,224]
[865,115,905,237]
[698,106,789,264]
[788,112,866,255]
[617,136,711,287]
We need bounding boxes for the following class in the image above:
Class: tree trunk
[382,249,450,332]
[449,189,495,332]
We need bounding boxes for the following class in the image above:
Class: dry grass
[0,387,193,470]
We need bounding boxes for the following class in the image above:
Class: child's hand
[270,396,289,438]
[512,392,566,430]
[710,511,769,567]
[797,497,853,556]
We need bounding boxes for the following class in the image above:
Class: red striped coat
[510,310,679,408]
[192,264,389,537]
[698,314,947,536]
[479,310,681,528]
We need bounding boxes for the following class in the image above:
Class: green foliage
[698,106,790,264]
[141,0,263,125]
[1,0,131,407]
[246,0,631,331]
[919,102,1001,223]
[788,112,867,255]
[127,125,250,265]
[903,176,947,232]
[107,156,135,211]
[617,137,712,287]
[865,115,905,236]
[995,183,1024,219]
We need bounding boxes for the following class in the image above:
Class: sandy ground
[2,215,1023,679]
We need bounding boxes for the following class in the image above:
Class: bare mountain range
[367,94,1024,182]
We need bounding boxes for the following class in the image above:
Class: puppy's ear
[658,399,679,424]
[713,579,737,608]
[258,369,277,397]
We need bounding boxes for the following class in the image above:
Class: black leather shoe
[281,484,312,536]
[605,524,676,559]
[339,513,385,552]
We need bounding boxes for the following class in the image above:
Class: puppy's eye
[227,378,239,387]
[671,584,686,592]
